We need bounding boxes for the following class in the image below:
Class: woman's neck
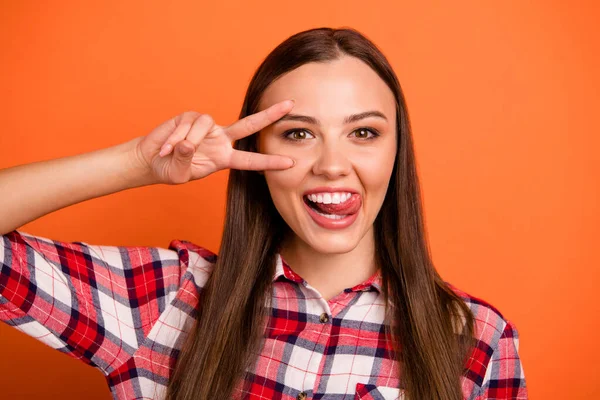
[280,228,378,301]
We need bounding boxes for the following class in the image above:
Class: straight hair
[167,27,476,400]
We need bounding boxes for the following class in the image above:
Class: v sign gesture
[133,100,296,185]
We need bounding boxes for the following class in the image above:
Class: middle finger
[225,99,294,141]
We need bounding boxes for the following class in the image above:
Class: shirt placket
[296,283,362,399]
[295,284,334,400]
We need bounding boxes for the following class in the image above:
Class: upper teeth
[307,192,353,204]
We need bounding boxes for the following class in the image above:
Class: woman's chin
[295,214,368,255]
[303,234,362,255]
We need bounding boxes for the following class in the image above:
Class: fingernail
[289,158,296,167]
[159,144,172,157]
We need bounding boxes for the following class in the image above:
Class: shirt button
[297,392,307,400]
[319,313,329,323]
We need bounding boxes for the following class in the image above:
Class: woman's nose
[311,141,352,179]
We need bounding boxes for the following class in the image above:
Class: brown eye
[292,130,307,140]
[352,128,376,139]
[283,129,314,141]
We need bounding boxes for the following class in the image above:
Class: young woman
[0,28,527,400]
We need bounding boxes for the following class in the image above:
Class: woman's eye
[282,128,378,141]
[284,129,314,141]
[352,128,378,140]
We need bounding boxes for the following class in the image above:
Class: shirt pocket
[354,383,405,400]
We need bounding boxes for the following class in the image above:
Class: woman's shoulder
[168,238,218,263]
[167,238,217,288]
[444,282,528,396]
[445,282,506,318]
[444,281,520,340]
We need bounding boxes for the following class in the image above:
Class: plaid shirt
[0,230,528,399]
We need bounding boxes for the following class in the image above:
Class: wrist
[114,137,158,189]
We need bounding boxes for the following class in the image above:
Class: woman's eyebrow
[344,111,387,124]
[277,114,318,124]
[276,110,388,125]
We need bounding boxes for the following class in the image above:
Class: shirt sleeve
[0,230,192,375]
[476,320,529,399]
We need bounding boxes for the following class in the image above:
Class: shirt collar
[272,253,382,293]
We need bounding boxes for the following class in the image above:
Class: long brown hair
[167,27,475,400]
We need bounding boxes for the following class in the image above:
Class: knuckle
[244,116,257,134]
[263,107,276,122]
[177,111,200,127]
[182,110,199,118]
[197,114,214,126]
[245,152,254,170]
[178,111,193,122]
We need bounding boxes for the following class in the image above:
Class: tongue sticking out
[309,194,362,215]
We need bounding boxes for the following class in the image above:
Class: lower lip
[303,200,359,230]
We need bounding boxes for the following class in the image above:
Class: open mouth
[302,191,362,228]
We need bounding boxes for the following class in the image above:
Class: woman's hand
[132,100,295,184]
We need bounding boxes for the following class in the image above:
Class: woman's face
[257,56,397,255]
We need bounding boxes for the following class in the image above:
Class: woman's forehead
[258,56,396,123]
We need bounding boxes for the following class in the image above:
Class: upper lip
[302,187,360,196]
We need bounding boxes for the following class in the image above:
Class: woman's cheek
[264,164,307,195]
[265,147,315,186]
[351,152,387,178]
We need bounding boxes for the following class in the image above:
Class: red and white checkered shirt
[0,230,528,399]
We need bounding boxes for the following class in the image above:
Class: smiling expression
[257,56,398,255]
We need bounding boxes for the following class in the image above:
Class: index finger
[225,99,294,141]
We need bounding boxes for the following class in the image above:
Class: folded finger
[185,114,216,147]
[225,100,294,141]
[159,111,201,157]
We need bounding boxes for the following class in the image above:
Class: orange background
[1,1,599,399]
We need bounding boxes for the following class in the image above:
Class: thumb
[173,140,195,166]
